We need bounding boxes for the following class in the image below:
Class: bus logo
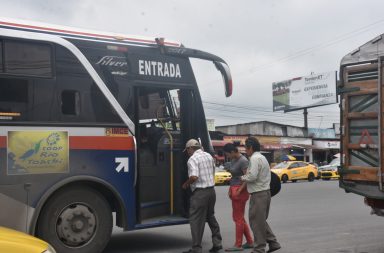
[7,131,69,175]
[96,56,128,67]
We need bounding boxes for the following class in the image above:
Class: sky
[1,0,384,128]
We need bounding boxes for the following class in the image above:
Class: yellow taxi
[0,226,56,253]
[319,157,340,180]
[271,161,318,183]
[214,169,232,185]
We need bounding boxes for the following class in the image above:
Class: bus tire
[37,186,112,253]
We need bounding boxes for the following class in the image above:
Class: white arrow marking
[115,157,129,173]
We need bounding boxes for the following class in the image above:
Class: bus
[339,33,384,216]
[0,18,232,253]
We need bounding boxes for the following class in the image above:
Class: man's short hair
[245,137,260,151]
[223,143,238,153]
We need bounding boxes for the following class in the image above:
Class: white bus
[0,18,232,253]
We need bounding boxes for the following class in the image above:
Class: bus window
[0,41,3,72]
[4,40,53,78]
[0,78,28,103]
[61,90,80,115]
[0,78,29,121]
[169,89,180,119]
[138,88,180,131]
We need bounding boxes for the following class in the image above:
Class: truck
[339,33,384,216]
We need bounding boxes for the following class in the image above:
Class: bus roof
[0,17,182,48]
[341,34,384,66]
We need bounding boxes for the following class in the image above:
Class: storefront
[220,135,312,163]
[312,139,340,166]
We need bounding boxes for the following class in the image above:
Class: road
[104,180,384,253]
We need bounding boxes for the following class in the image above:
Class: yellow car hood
[215,171,231,176]
[0,226,48,253]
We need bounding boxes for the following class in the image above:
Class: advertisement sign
[313,140,340,149]
[272,71,337,111]
[7,131,69,175]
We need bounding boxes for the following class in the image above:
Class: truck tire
[37,186,112,253]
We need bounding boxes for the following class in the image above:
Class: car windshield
[273,162,289,169]
[329,158,340,166]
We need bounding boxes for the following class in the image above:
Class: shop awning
[292,144,316,149]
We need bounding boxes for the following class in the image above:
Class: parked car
[319,157,340,180]
[0,226,56,253]
[271,161,318,183]
[214,167,232,185]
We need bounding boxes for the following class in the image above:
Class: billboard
[272,71,337,112]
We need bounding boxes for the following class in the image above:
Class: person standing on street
[241,137,281,253]
[223,143,253,251]
[182,139,223,253]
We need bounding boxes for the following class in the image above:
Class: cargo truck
[339,33,384,216]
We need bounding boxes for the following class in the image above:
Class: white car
[318,157,340,180]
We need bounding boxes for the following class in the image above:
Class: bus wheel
[37,186,112,253]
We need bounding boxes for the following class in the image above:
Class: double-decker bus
[0,18,232,253]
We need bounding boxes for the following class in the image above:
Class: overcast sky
[1,0,384,128]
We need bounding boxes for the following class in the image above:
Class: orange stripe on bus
[0,136,135,150]
[0,21,181,47]
[70,136,135,150]
[0,136,6,148]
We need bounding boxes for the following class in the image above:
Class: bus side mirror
[214,61,232,97]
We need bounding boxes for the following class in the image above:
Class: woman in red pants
[223,143,254,252]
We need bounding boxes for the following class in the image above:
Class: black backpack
[270,171,281,197]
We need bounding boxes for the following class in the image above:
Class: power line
[203,101,340,118]
[204,107,339,121]
[209,113,338,125]
[203,100,340,112]
[200,18,384,86]
[204,108,339,122]
[239,18,384,75]
[202,100,340,126]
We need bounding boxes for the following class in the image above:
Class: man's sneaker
[209,245,223,252]
[267,244,281,253]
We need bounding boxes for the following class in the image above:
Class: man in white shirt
[182,139,222,253]
[241,137,281,253]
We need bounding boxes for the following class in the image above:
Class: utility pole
[303,108,308,129]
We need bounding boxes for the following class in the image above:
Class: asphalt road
[104,180,384,253]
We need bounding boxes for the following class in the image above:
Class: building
[309,127,340,165]
[214,121,339,164]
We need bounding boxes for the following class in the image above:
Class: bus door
[135,86,191,226]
